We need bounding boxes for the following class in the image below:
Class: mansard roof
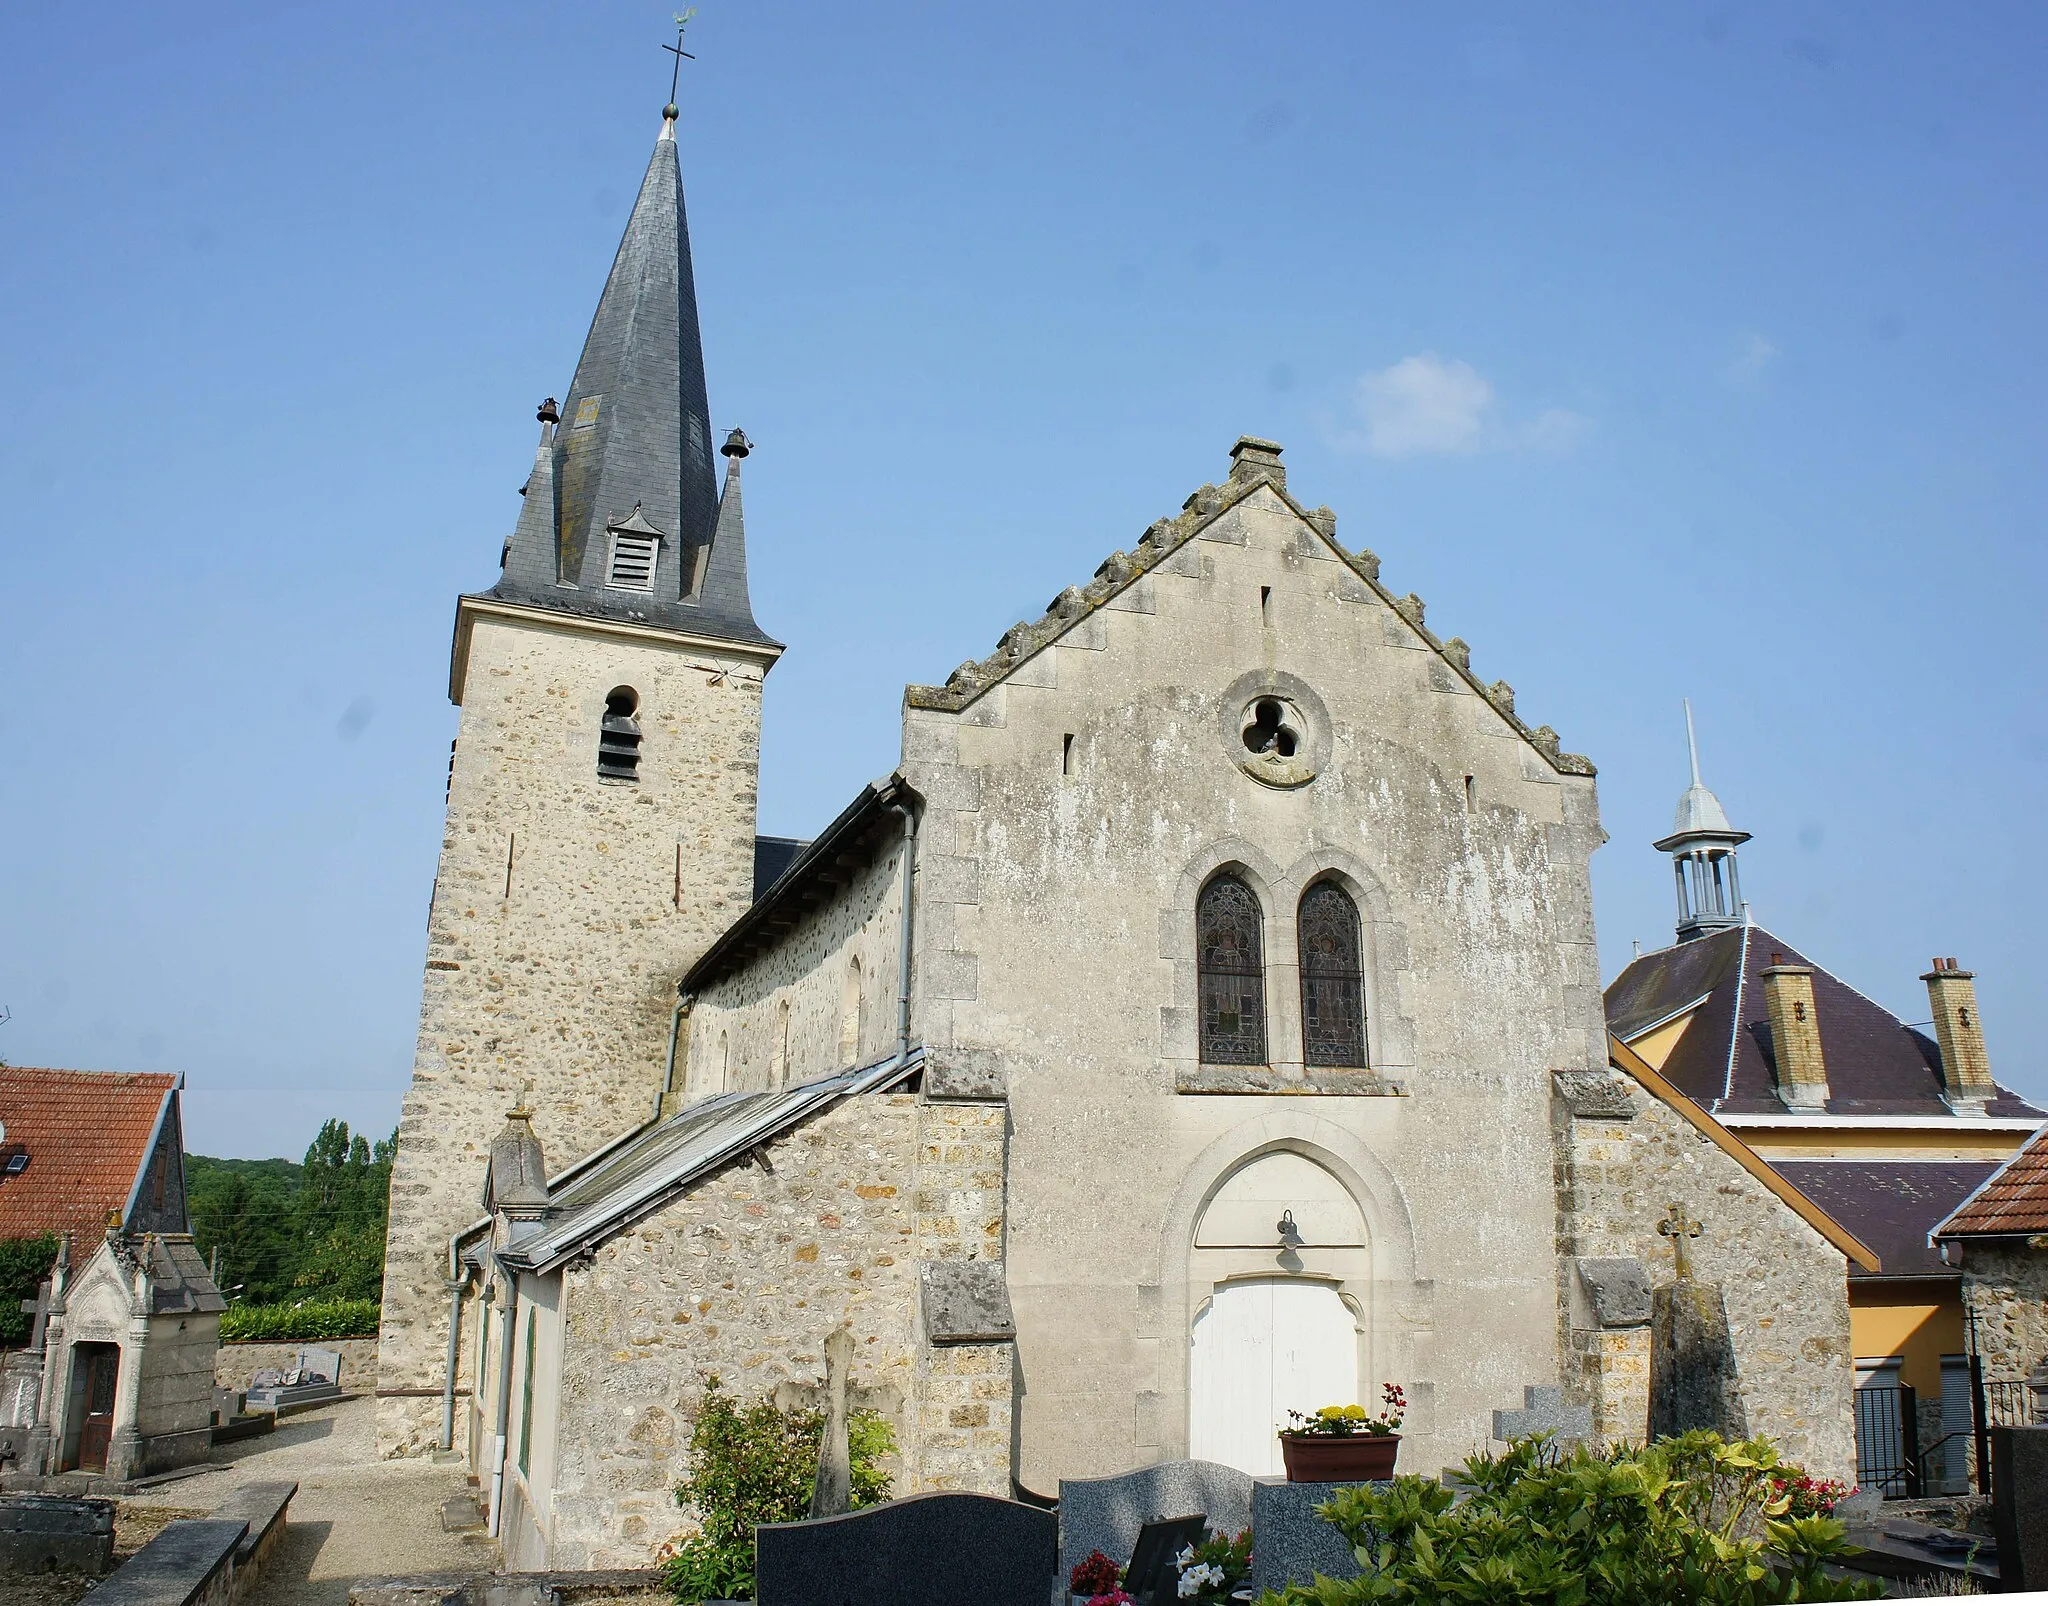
[1606,924,2043,1121]
[905,437,1594,778]
[479,111,772,651]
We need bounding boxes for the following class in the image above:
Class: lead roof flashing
[903,447,1594,777]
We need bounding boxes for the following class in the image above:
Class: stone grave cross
[807,1324,855,1519]
[1491,1385,1591,1445]
[19,1279,51,1350]
[1657,1202,1703,1282]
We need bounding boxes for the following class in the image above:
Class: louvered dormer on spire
[485,104,772,648]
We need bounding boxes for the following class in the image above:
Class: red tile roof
[0,1068,178,1267]
[1935,1125,2048,1239]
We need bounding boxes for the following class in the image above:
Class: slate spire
[488,106,773,647]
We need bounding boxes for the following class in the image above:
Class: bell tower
[375,97,781,1455]
[1654,702,1750,943]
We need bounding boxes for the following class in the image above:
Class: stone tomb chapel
[377,94,1863,1569]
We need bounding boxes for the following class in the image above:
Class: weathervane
[664,10,698,114]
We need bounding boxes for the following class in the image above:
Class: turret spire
[485,75,773,648]
[1654,702,1751,943]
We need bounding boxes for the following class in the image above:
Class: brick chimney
[1922,957,1995,1115]
[1762,958,1829,1112]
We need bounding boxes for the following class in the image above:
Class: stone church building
[378,96,1864,1568]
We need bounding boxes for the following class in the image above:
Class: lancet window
[1198,875,1267,1065]
[1299,880,1367,1068]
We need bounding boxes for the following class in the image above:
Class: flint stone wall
[542,1092,1009,1569]
[1559,1078,1855,1478]
[379,613,770,1456]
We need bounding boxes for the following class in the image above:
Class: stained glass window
[1300,880,1367,1068]
[1198,875,1267,1065]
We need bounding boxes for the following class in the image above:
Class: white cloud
[1353,353,1494,457]
[1338,352,1589,458]
[1726,332,1780,386]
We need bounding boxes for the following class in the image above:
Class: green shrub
[662,1378,895,1603]
[0,1235,59,1347]
[1260,1432,1881,1606]
[218,1298,380,1342]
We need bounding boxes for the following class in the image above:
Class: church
[377,92,1870,1569]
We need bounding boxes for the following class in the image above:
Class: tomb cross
[1657,1202,1703,1281]
[664,11,698,107]
[19,1278,51,1349]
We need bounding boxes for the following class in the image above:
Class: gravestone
[1124,1514,1209,1605]
[1491,1386,1591,1445]
[808,1325,855,1519]
[1992,1424,2048,1590]
[1057,1459,1254,1583]
[755,1491,1056,1606]
[296,1346,344,1385]
[0,1495,115,1575]
[1248,1477,1370,1594]
[1647,1204,1747,1441]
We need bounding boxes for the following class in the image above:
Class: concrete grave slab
[0,1494,114,1576]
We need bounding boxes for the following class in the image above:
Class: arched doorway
[1188,1151,1367,1475]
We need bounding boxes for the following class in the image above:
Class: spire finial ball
[663,102,679,121]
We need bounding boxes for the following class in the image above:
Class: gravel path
[122,1396,493,1604]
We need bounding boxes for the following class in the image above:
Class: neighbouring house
[0,1067,224,1480]
[1605,725,2040,1494]
[378,89,1876,1569]
[1933,1127,2048,1398]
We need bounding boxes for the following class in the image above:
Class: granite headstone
[1248,1477,1372,1594]
[755,1491,1056,1606]
[1992,1424,2048,1591]
[1057,1458,1254,1583]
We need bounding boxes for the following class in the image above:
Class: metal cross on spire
[664,10,698,113]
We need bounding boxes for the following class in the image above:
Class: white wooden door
[1190,1278,1358,1475]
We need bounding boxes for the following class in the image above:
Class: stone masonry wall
[380,610,773,1456]
[683,837,907,1100]
[896,459,1609,1487]
[1961,1243,2048,1381]
[542,1091,1009,1568]
[1560,1074,1856,1479]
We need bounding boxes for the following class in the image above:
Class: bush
[218,1298,380,1342]
[1260,1432,1882,1606]
[0,1235,59,1347]
[662,1379,894,1603]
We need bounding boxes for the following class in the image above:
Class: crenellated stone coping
[904,460,1595,777]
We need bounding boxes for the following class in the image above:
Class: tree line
[186,1118,395,1305]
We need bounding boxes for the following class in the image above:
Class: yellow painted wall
[1851,1279,1963,1396]
[1742,1128,2025,1161]
[1627,1012,1694,1071]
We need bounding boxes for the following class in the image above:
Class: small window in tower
[608,530,658,593]
[598,687,642,781]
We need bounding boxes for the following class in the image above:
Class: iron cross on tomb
[1657,1202,1703,1281]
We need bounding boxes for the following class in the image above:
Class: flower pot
[1279,1431,1399,1483]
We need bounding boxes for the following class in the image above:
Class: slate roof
[483,111,772,649]
[497,1048,922,1275]
[1771,1161,1997,1279]
[1605,924,2043,1120]
[108,1233,228,1315]
[1932,1126,2048,1238]
[752,835,811,902]
[0,1068,180,1268]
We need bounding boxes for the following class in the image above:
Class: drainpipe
[486,1254,518,1538]
[439,1272,466,1453]
[656,990,692,1119]
[890,799,918,1067]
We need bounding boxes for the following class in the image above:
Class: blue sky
[3,4,2044,1158]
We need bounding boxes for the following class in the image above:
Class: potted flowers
[1277,1383,1405,1483]
[1069,1548,1135,1606]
